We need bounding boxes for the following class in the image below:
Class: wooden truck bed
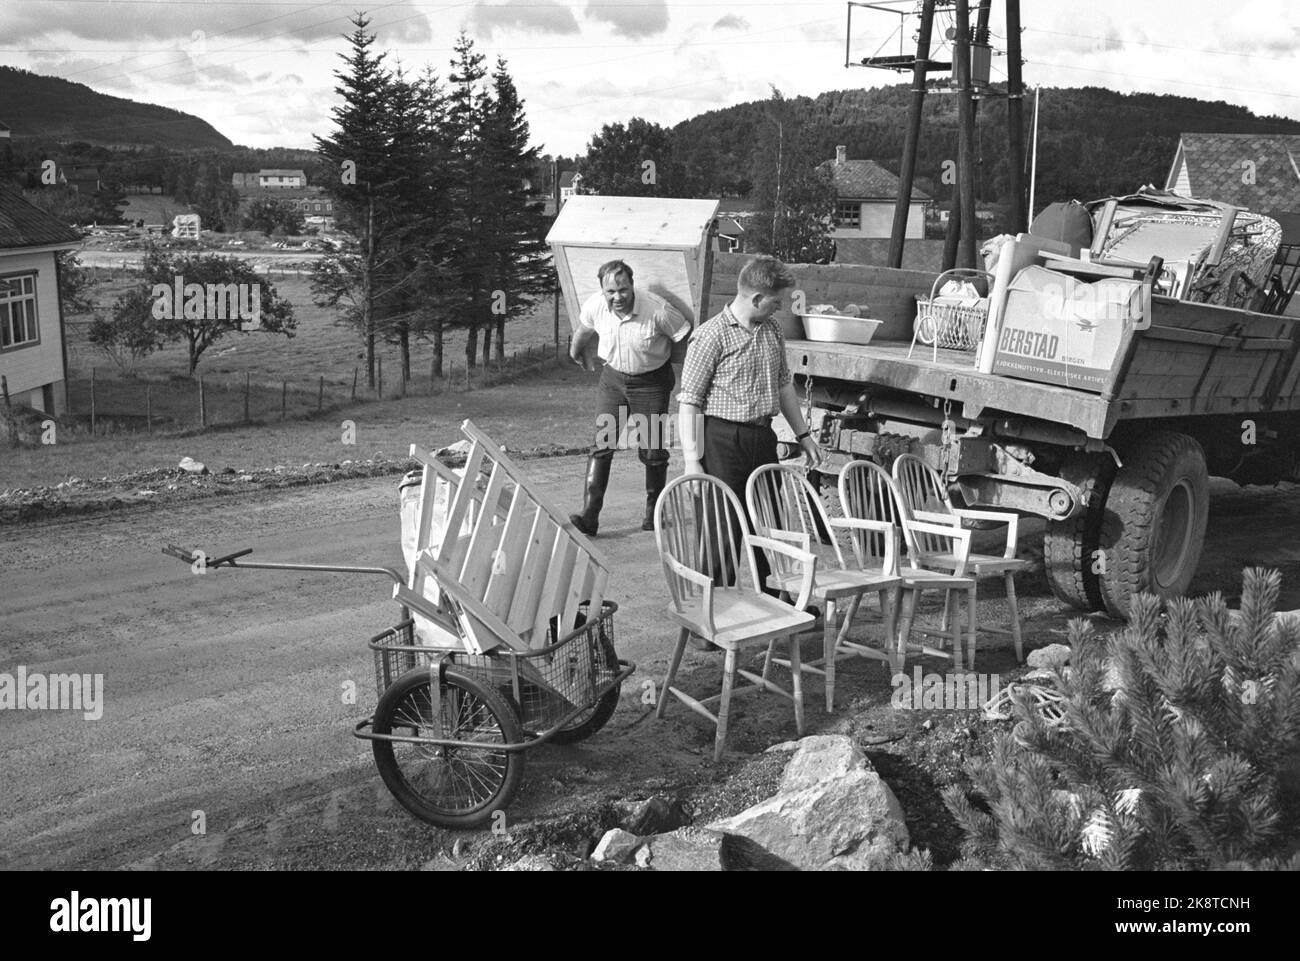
[787,295,1300,442]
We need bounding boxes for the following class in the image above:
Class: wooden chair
[838,459,977,670]
[891,453,1027,665]
[745,463,902,711]
[654,473,817,761]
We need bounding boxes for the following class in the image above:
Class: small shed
[546,196,720,345]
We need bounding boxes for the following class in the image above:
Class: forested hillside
[0,66,232,149]
[670,83,1300,207]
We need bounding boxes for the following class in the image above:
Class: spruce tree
[478,56,552,365]
[445,31,490,369]
[313,12,400,388]
[945,568,1300,870]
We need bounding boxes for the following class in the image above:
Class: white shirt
[578,289,691,375]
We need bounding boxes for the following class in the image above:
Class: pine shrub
[944,568,1300,870]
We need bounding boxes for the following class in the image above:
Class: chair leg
[761,638,779,686]
[1006,571,1023,663]
[714,649,738,763]
[940,589,952,634]
[823,597,838,712]
[884,586,901,675]
[896,587,917,673]
[965,582,978,671]
[657,627,689,719]
[788,633,805,735]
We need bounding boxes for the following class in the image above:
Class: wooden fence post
[1,374,10,409]
[377,356,383,400]
[198,375,207,427]
[318,375,324,411]
[351,367,358,402]
[281,381,287,421]
[91,367,97,435]
[244,372,251,423]
[146,385,152,435]
[430,358,435,395]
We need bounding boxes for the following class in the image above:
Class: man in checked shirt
[677,254,824,586]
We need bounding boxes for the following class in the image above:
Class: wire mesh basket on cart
[910,267,993,360]
[369,600,622,734]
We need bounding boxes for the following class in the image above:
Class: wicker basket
[913,268,993,352]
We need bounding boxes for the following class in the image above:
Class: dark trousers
[701,416,779,592]
[590,361,674,466]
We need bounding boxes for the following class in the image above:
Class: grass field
[1,268,587,490]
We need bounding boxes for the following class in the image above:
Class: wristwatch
[795,430,812,441]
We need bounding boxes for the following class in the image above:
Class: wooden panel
[507,514,559,633]
[546,195,718,249]
[481,489,537,619]
[436,441,485,572]
[531,536,578,646]
[560,553,591,638]
[458,460,509,601]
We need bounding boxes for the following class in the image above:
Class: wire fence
[58,342,569,439]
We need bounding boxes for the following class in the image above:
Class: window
[836,202,861,228]
[0,274,39,350]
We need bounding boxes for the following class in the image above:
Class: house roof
[817,157,931,202]
[559,171,577,189]
[0,186,83,249]
[258,168,307,179]
[716,216,745,235]
[1169,133,1300,215]
[716,196,761,215]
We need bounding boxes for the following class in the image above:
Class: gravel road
[2,461,1297,869]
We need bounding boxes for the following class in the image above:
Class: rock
[501,855,557,872]
[764,740,800,754]
[436,439,473,457]
[591,828,643,864]
[178,457,208,475]
[706,734,910,871]
[635,827,726,871]
[614,796,691,836]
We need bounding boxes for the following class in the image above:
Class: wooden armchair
[745,463,902,711]
[891,453,1027,664]
[654,473,817,761]
[838,459,977,669]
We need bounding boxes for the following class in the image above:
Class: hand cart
[161,421,634,829]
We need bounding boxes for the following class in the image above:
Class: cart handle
[161,544,405,584]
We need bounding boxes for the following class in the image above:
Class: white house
[559,171,582,206]
[818,147,930,240]
[0,187,83,415]
[257,169,307,189]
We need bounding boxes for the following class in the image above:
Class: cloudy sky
[1,0,1297,156]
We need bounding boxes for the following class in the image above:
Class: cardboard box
[992,265,1144,393]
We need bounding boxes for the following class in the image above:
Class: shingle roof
[1173,133,1300,215]
[817,157,931,202]
[0,186,83,249]
[559,171,577,189]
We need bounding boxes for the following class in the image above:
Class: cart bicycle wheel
[371,665,524,829]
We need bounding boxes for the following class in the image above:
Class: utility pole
[888,0,937,269]
[955,0,978,270]
[1005,0,1027,233]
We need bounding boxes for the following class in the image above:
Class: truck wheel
[1098,431,1209,619]
[1043,452,1116,611]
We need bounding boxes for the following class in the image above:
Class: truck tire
[1043,452,1116,611]
[1098,431,1209,619]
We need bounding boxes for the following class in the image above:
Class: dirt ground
[3,429,1299,869]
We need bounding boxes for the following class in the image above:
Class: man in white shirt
[569,259,691,535]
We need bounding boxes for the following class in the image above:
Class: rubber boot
[569,454,611,537]
[641,461,669,531]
